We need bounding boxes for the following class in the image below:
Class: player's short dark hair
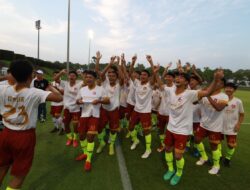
[9,60,33,83]
[225,81,238,90]
[190,74,202,84]
[166,71,175,78]
[69,70,78,76]
[109,66,118,77]
[141,69,150,77]
[85,70,97,78]
[174,71,190,82]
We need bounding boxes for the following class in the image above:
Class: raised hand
[153,64,160,73]
[186,62,191,72]
[177,59,182,68]
[192,64,196,71]
[96,51,102,60]
[121,53,126,65]
[166,62,172,69]
[146,55,153,64]
[110,56,116,64]
[132,54,137,63]
[61,69,67,75]
[214,68,224,81]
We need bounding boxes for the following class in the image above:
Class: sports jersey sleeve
[163,86,171,97]
[100,87,106,98]
[238,100,244,113]
[188,90,199,103]
[33,88,51,103]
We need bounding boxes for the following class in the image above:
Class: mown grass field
[1,90,250,190]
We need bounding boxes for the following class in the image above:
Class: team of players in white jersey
[0,54,244,189]
[47,52,244,185]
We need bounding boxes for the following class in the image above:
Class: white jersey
[0,85,51,130]
[200,92,229,132]
[78,85,105,118]
[51,81,65,106]
[120,84,129,108]
[223,97,244,135]
[126,79,138,106]
[158,85,175,116]
[63,81,83,112]
[166,88,199,135]
[0,80,9,85]
[134,81,153,113]
[151,89,161,112]
[193,103,201,123]
[102,79,120,111]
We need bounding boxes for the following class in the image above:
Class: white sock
[57,117,65,129]
[52,117,59,129]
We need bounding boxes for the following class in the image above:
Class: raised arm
[99,56,116,81]
[121,53,129,81]
[129,54,137,81]
[197,69,224,99]
[54,69,67,81]
[77,69,86,81]
[45,85,63,102]
[207,96,227,111]
[162,62,172,78]
[176,59,184,73]
[146,55,157,86]
[192,64,203,82]
[95,51,102,77]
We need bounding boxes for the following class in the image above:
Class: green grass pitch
[2,90,250,190]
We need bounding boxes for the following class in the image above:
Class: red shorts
[0,127,36,176]
[63,109,80,125]
[119,106,128,120]
[50,105,63,117]
[195,126,222,144]
[99,108,120,132]
[129,111,151,130]
[78,117,99,135]
[193,122,200,135]
[126,104,134,120]
[225,135,237,148]
[164,129,188,154]
[157,114,169,131]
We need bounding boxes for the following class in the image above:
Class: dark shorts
[0,127,36,176]
[78,117,99,135]
[165,129,189,154]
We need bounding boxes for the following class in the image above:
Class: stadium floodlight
[35,20,41,59]
[66,0,71,72]
[88,29,94,69]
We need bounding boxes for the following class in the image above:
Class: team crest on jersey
[93,91,96,95]
[178,97,182,102]
[231,104,236,109]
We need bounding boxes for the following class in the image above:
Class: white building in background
[0,67,8,75]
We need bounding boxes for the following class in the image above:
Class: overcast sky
[0,0,249,70]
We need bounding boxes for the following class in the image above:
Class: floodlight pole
[88,38,91,70]
[66,0,71,72]
[35,20,41,60]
